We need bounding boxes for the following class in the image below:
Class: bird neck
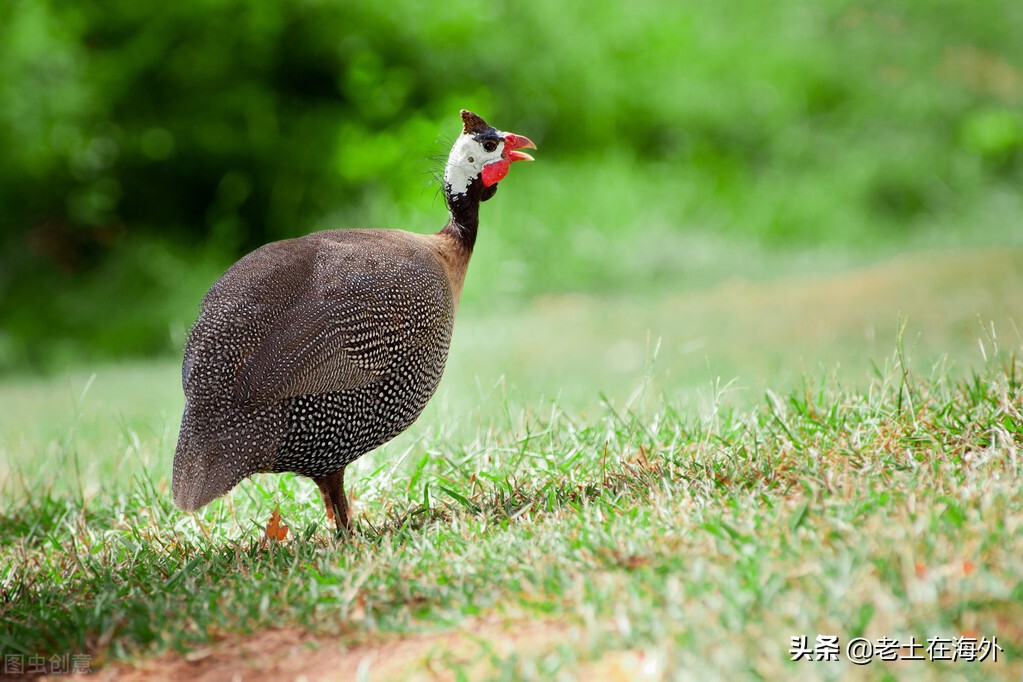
[441,178,483,252]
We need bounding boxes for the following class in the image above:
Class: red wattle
[482,159,510,187]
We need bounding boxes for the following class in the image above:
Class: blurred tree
[0,0,1020,371]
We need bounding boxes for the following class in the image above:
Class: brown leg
[314,468,349,532]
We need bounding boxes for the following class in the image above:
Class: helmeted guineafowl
[172,110,536,530]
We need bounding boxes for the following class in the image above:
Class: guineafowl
[172,110,536,530]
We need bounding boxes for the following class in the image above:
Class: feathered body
[174,229,463,509]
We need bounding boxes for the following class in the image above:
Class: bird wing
[233,296,391,407]
[184,230,451,410]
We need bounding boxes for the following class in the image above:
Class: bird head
[444,110,536,202]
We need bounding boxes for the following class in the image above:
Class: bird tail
[172,411,241,512]
[172,422,215,512]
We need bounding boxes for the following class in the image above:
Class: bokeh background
[1,0,1021,402]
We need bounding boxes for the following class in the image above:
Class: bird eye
[482,139,498,153]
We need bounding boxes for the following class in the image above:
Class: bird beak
[502,132,537,162]
[481,132,537,187]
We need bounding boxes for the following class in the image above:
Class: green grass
[1,333,1021,680]
[2,253,1022,679]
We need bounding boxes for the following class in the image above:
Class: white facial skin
[444,133,505,197]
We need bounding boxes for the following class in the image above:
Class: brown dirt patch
[86,617,574,682]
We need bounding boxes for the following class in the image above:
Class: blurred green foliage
[1,0,1021,372]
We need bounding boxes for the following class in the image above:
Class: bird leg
[314,468,350,532]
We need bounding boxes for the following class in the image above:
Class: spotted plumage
[172,111,536,530]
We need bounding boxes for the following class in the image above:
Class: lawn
[2,247,1021,681]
